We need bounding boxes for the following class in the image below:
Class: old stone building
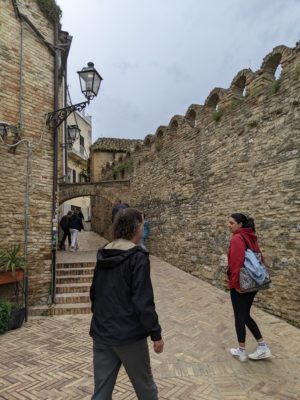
[0,0,71,305]
[90,137,142,182]
[93,43,300,325]
[60,110,92,223]
[90,138,142,235]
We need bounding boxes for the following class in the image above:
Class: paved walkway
[1,232,299,399]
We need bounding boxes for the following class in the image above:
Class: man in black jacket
[90,208,163,400]
[69,209,84,251]
[59,211,72,250]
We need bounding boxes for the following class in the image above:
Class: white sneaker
[70,246,75,252]
[230,347,248,362]
[248,346,272,360]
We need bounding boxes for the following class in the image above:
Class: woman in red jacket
[227,213,272,362]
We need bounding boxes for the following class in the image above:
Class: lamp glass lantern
[0,121,8,137]
[67,124,81,144]
[78,62,103,101]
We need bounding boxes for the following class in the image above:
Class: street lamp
[68,124,81,144]
[45,62,103,128]
[60,124,81,150]
[0,121,8,137]
[78,62,102,101]
[0,121,20,137]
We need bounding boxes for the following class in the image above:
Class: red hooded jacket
[227,227,264,290]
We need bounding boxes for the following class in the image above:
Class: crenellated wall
[92,43,300,325]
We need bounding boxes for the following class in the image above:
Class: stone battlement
[92,41,300,325]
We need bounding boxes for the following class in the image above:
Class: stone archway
[59,180,131,242]
[59,180,131,205]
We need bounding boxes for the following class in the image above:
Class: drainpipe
[64,62,68,180]
[51,22,60,303]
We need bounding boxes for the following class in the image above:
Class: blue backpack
[239,236,271,292]
[244,249,266,285]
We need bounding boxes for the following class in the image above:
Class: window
[73,169,76,183]
[67,168,72,183]
[80,135,85,155]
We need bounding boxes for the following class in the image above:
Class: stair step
[56,262,95,269]
[56,275,93,284]
[56,268,95,276]
[52,303,91,315]
[29,305,50,317]
[55,292,90,304]
[56,283,91,294]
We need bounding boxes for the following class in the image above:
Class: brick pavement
[1,231,300,399]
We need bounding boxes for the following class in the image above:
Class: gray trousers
[92,338,158,400]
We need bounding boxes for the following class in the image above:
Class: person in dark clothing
[140,213,150,250]
[90,208,163,400]
[69,209,84,251]
[111,199,127,222]
[78,209,84,221]
[227,213,272,362]
[59,211,72,250]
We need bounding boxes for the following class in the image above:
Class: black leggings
[230,289,262,343]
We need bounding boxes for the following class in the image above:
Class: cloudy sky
[58,0,300,142]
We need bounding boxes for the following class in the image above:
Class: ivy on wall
[37,0,62,23]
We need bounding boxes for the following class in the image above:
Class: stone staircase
[30,261,95,316]
[54,262,95,315]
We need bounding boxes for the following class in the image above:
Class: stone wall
[90,138,142,182]
[0,0,67,305]
[93,43,300,325]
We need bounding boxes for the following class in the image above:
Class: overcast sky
[58,0,300,142]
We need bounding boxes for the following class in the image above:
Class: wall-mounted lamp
[60,124,81,150]
[0,121,9,137]
[0,121,20,137]
[46,62,103,129]
[67,124,81,144]
[78,62,102,101]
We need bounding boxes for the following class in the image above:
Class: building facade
[60,110,92,224]
[90,138,142,237]
[0,0,71,305]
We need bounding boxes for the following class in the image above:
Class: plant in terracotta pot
[0,245,26,332]
[0,245,25,284]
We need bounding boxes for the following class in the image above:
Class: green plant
[0,302,12,334]
[40,310,49,317]
[287,319,299,328]
[212,109,223,122]
[230,98,243,110]
[294,64,300,80]
[0,245,25,276]
[37,0,62,23]
[155,141,163,152]
[250,86,264,98]
[270,78,282,95]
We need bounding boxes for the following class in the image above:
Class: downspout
[51,21,60,303]
[20,19,29,321]
[64,62,68,180]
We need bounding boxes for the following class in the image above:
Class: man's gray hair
[113,208,143,240]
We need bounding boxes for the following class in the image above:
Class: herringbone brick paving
[1,231,299,399]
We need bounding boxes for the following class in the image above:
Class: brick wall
[92,43,300,324]
[0,0,65,305]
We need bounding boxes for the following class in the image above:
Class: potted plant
[8,302,26,330]
[0,245,25,284]
[0,301,12,335]
[0,245,26,332]
[0,301,25,334]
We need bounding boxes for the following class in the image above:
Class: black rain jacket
[89,245,162,346]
